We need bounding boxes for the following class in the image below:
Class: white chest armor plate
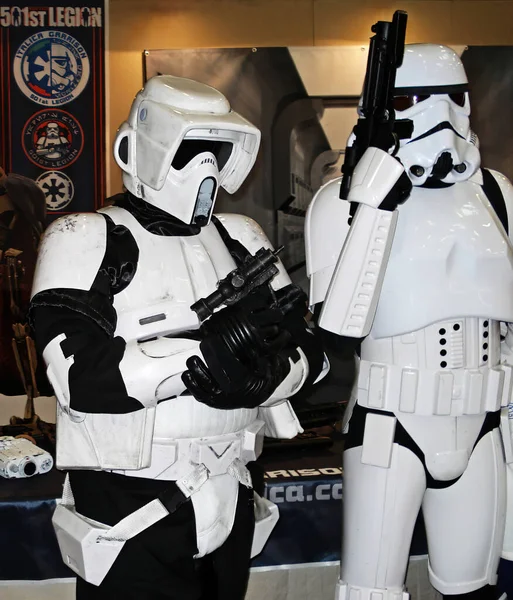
[36,208,302,499]
[101,206,259,442]
[102,206,237,343]
[372,181,513,339]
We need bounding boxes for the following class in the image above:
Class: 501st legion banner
[0,2,106,218]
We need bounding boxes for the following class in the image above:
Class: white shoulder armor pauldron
[305,178,350,307]
[215,213,292,290]
[31,212,107,298]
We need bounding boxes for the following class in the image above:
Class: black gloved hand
[348,168,411,224]
[378,169,412,212]
[273,284,308,321]
[370,127,397,154]
[201,283,307,360]
[181,284,307,409]
[182,336,291,409]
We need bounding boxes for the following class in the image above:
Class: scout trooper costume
[306,44,513,600]
[30,75,325,597]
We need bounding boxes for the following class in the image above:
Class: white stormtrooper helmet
[46,122,60,138]
[392,44,480,186]
[113,75,261,226]
[51,44,76,89]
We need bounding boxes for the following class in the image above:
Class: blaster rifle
[318,11,413,337]
[191,245,284,322]
[35,143,70,157]
[340,10,413,208]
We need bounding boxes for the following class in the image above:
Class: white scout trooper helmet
[393,44,480,186]
[113,75,261,226]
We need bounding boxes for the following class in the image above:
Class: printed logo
[22,109,84,169]
[0,6,103,29]
[14,31,90,106]
[36,171,74,211]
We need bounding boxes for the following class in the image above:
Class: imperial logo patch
[22,109,84,169]
[14,30,90,106]
[36,170,75,211]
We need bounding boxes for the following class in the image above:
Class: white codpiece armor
[306,41,513,600]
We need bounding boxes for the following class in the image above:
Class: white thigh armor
[53,469,278,586]
[338,421,506,600]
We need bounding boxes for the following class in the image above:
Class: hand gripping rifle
[340,10,412,208]
[190,214,307,365]
[318,11,414,338]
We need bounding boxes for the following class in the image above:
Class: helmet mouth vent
[192,176,217,226]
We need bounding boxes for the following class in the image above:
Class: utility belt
[358,360,513,416]
[111,419,265,480]
[52,419,279,586]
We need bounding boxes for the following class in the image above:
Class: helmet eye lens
[118,137,129,165]
[393,94,430,112]
[172,140,233,171]
[449,92,466,107]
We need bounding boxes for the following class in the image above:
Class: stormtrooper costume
[36,122,69,159]
[306,44,513,600]
[30,75,325,599]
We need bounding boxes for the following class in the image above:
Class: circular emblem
[22,109,84,170]
[14,31,90,106]
[36,171,75,211]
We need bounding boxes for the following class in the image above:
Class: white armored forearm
[43,334,74,412]
[317,148,404,337]
[119,337,201,404]
[43,333,202,412]
[347,147,405,208]
[258,348,309,440]
[262,347,309,407]
[319,204,398,337]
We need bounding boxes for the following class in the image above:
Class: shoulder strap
[61,465,209,542]
[211,215,251,267]
[482,169,508,235]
